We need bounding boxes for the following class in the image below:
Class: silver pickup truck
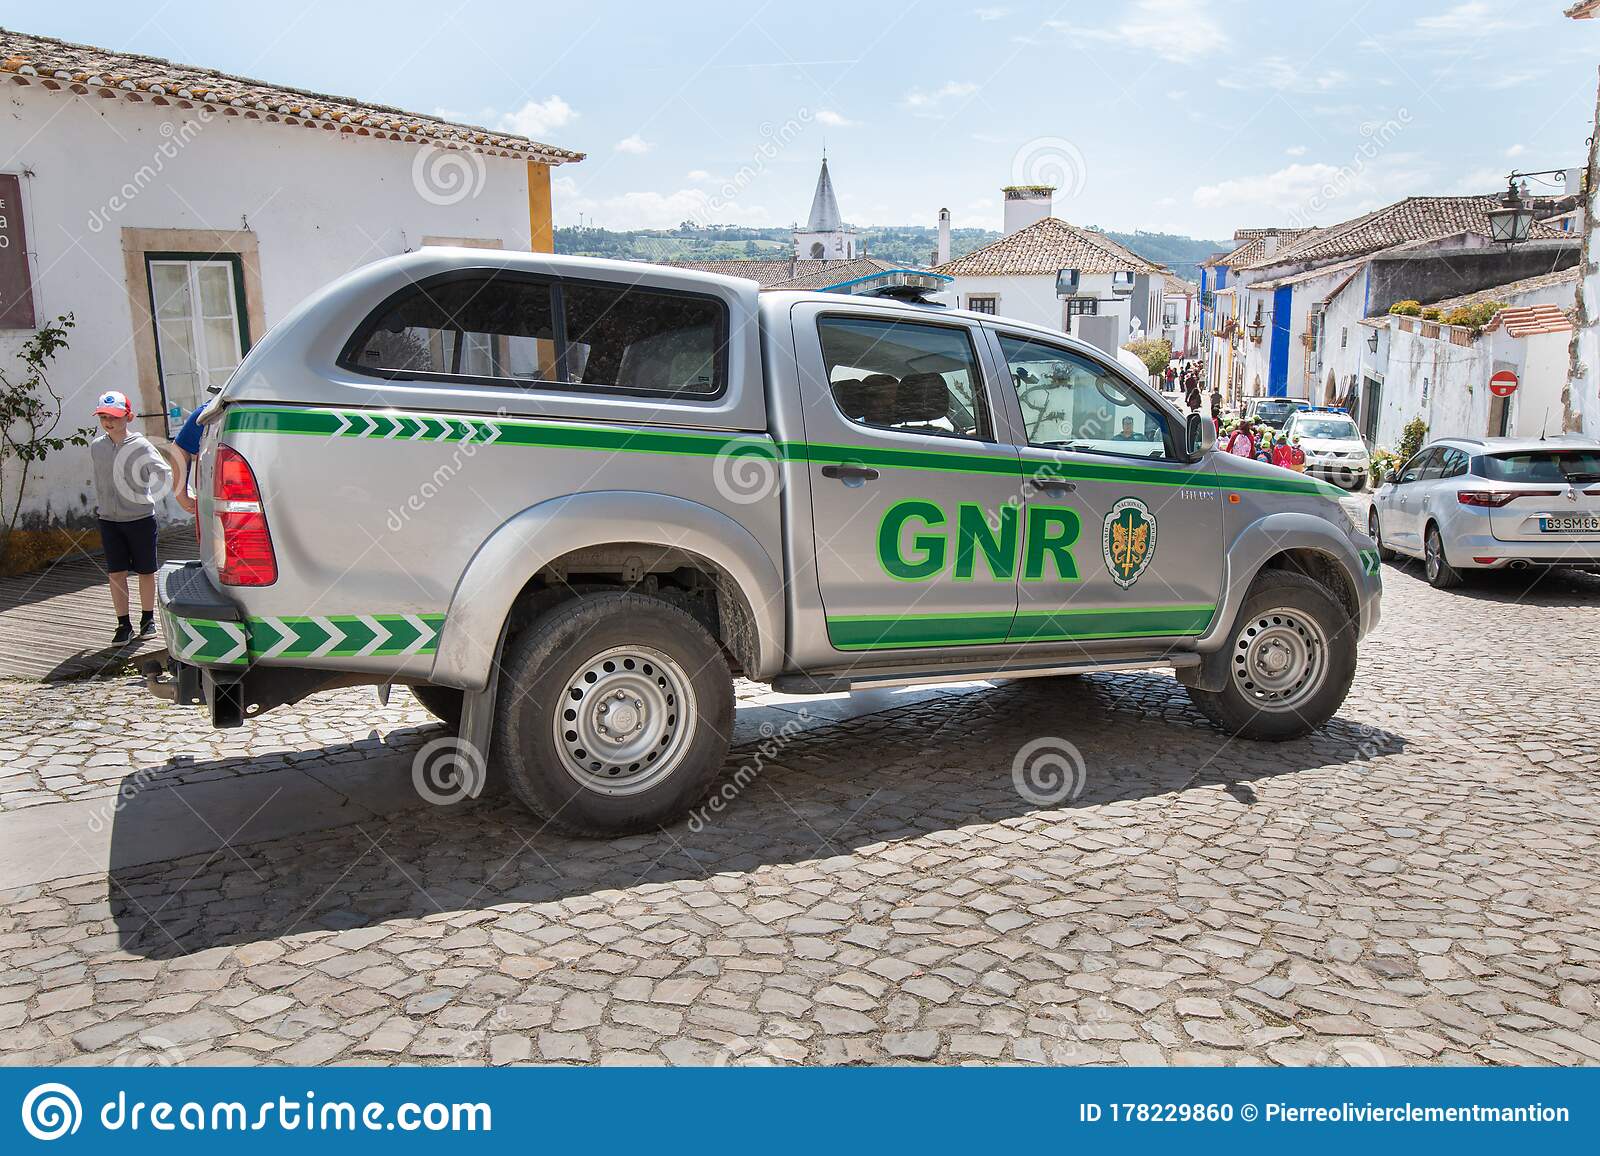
[153,248,1381,836]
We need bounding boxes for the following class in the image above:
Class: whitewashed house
[1369,268,1580,448]
[0,28,583,545]
[932,186,1167,356]
[1162,274,1198,359]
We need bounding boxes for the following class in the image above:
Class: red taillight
[1455,489,1561,508]
[213,444,277,586]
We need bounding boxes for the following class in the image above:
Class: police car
[150,249,1382,835]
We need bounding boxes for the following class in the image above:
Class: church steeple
[794,154,857,262]
[806,155,843,233]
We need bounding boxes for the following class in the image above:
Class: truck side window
[998,334,1176,460]
[342,272,728,398]
[562,281,726,396]
[345,274,561,382]
[816,316,988,440]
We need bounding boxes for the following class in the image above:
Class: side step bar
[773,653,1199,696]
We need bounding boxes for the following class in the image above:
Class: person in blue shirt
[169,396,211,515]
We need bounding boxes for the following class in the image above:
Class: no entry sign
[1489,369,1518,398]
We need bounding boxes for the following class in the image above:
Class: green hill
[555,223,1227,282]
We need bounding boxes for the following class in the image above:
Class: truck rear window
[342,271,727,398]
[1479,449,1600,483]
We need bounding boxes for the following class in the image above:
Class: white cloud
[974,6,1008,19]
[614,133,653,154]
[1415,2,1514,35]
[1285,145,1309,157]
[1217,57,1348,92]
[1049,0,1226,65]
[555,175,776,230]
[686,169,712,182]
[1191,154,1432,225]
[902,81,979,113]
[495,95,577,139]
[815,109,858,128]
[1505,144,1526,159]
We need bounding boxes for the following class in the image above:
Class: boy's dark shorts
[98,516,159,575]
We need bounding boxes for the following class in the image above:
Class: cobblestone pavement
[2,560,1598,1066]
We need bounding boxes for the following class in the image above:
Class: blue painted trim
[1268,284,1292,398]
[819,268,954,292]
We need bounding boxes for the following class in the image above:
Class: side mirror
[1186,412,1216,459]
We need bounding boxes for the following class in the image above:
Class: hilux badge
[1103,497,1156,588]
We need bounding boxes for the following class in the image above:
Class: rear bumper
[153,561,360,726]
[1446,531,1600,568]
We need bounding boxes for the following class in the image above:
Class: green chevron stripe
[825,604,1216,651]
[164,610,445,666]
[223,405,1339,496]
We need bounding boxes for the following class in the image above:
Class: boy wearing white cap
[89,390,171,643]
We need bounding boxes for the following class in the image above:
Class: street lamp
[1246,303,1266,343]
[1366,328,1380,354]
[1486,168,1572,244]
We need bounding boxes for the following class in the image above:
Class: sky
[13,0,1600,242]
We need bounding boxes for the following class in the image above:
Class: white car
[1369,435,1600,587]
[1282,408,1369,491]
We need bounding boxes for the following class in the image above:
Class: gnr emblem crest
[1102,497,1156,589]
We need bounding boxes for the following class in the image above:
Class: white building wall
[1374,325,1568,449]
[945,271,1135,344]
[1,87,535,527]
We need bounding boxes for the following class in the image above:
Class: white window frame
[147,257,244,430]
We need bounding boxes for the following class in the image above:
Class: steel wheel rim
[552,644,697,796]
[1368,510,1380,545]
[1425,530,1441,579]
[1231,606,1329,713]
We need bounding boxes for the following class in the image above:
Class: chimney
[1003,186,1054,236]
[1261,232,1280,259]
[937,207,951,265]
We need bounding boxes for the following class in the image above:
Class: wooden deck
[0,526,196,681]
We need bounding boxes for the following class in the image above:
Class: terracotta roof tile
[1247,196,1566,268]
[931,217,1164,277]
[1485,303,1573,337]
[0,26,584,163]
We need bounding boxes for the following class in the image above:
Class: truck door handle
[821,464,879,483]
[1035,481,1077,497]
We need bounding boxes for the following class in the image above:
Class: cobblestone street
[2,559,1598,1067]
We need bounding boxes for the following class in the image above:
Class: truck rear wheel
[1184,570,1356,741]
[410,684,463,730]
[493,591,733,836]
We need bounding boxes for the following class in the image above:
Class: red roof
[1486,304,1573,338]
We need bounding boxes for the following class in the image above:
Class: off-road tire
[1424,523,1463,589]
[493,591,733,836]
[1185,569,1357,741]
[1368,508,1395,562]
[411,684,464,730]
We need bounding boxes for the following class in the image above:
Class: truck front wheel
[1184,570,1357,741]
[493,591,733,836]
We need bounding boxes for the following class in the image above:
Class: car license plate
[1539,514,1600,533]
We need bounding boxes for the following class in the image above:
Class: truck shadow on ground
[104,671,1405,960]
